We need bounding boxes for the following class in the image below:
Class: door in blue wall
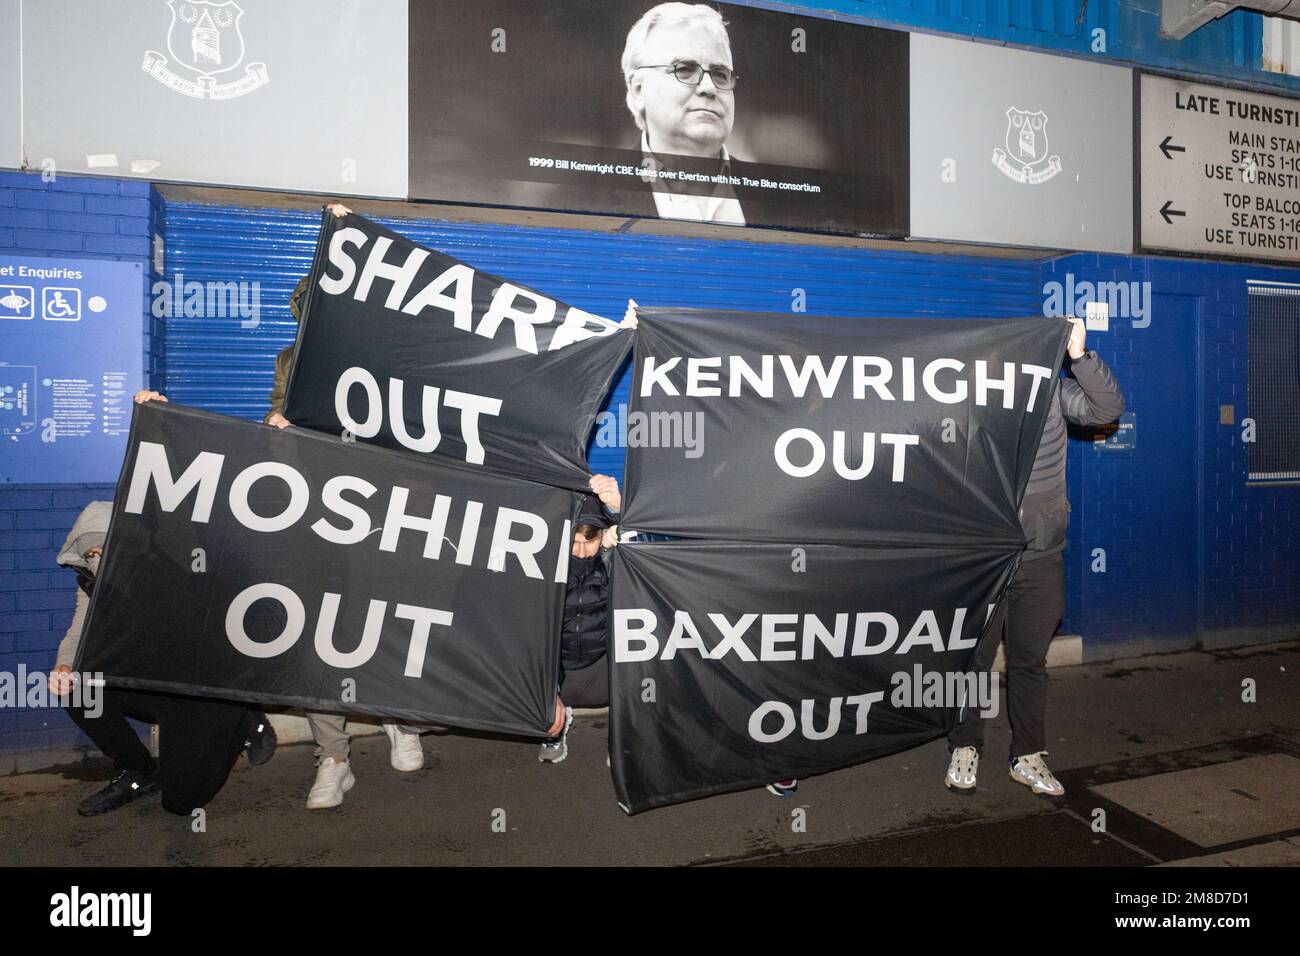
[1133,294,1199,645]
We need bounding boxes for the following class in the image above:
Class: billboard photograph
[409,0,910,235]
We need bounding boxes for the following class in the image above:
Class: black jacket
[560,551,611,672]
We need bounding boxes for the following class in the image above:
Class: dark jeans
[65,687,254,815]
[560,654,609,709]
[949,552,1065,760]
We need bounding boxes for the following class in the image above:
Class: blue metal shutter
[160,199,1045,485]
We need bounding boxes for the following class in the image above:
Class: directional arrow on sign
[1159,201,1186,224]
[1159,135,1186,160]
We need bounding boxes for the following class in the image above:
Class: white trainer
[306,757,355,810]
[1010,751,1066,798]
[538,706,574,764]
[384,723,425,772]
[944,746,979,795]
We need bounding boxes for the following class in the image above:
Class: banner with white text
[620,310,1070,547]
[75,401,577,736]
[609,540,1020,813]
[283,212,632,490]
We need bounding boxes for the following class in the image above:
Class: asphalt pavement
[2,641,1297,867]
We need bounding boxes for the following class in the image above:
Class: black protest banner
[620,310,1070,547]
[609,540,1020,813]
[283,212,633,490]
[75,401,577,736]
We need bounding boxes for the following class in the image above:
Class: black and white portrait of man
[621,2,744,224]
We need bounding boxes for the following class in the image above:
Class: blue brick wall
[5,171,1300,754]
[1051,252,1300,659]
[0,485,114,753]
[760,0,1293,94]
[1,170,156,755]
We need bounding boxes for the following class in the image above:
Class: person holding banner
[262,205,431,809]
[263,274,309,432]
[51,483,278,817]
[537,299,638,760]
[538,303,639,759]
[539,477,624,763]
[264,201,352,432]
[944,318,1123,799]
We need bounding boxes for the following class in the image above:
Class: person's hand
[1067,317,1087,360]
[589,474,621,512]
[48,665,74,696]
[266,412,292,429]
[547,696,567,736]
[325,202,352,218]
[601,525,619,550]
[620,298,639,330]
[133,389,167,404]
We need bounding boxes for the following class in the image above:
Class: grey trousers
[307,712,423,762]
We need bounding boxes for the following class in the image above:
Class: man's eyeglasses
[635,59,738,91]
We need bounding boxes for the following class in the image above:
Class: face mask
[84,554,100,577]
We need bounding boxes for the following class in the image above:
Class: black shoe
[243,712,277,767]
[76,768,160,817]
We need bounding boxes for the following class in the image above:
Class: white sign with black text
[1140,73,1300,263]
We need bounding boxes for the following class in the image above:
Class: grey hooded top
[54,501,112,669]
[1020,351,1125,560]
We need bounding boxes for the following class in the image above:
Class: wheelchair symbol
[43,287,82,321]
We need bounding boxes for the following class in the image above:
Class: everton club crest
[992,107,1061,185]
[142,1,269,100]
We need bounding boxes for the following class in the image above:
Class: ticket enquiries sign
[0,255,145,484]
